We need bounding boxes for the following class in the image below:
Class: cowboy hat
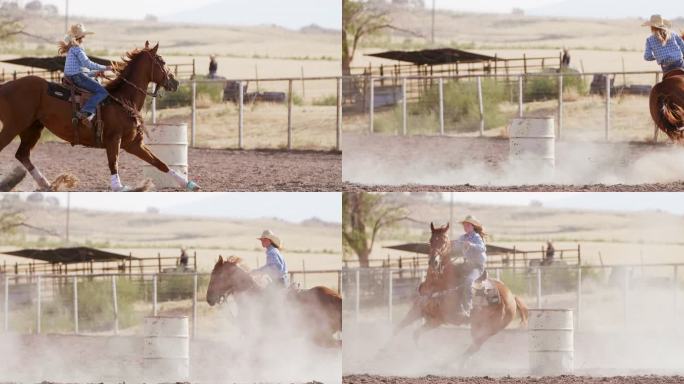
[460,215,482,229]
[66,23,94,41]
[642,14,671,29]
[257,229,281,248]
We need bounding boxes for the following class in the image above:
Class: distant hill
[528,0,684,20]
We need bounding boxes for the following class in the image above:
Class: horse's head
[206,255,253,306]
[428,222,451,270]
[141,40,179,93]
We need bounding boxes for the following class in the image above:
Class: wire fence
[0,269,341,337]
[343,70,665,143]
[146,77,342,151]
[342,263,684,331]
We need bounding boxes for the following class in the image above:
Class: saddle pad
[47,82,72,102]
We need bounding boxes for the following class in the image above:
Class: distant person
[543,241,555,266]
[58,23,112,124]
[252,229,289,287]
[451,215,487,319]
[179,247,189,268]
[561,47,571,68]
[208,54,218,79]
[642,14,684,73]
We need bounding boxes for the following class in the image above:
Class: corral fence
[343,245,581,269]
[148,76,343,151]
[342,263,684,331]
[0,269,340,338]
[343,70,665,143]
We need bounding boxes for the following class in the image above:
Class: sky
[18,192,342,223]
[38,0,341,29]
[441,192,684,215]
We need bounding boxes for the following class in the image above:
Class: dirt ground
[342,134,684,191]
[343,375,684,384]
[0,141,341,191]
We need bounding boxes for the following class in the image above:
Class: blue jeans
[462,263,484,311]
[69,73,108,114]
[662,59,684,73]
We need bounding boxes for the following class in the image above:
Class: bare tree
[342,0,393,76]
[343,192,409,267]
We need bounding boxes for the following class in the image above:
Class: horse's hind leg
[15,121,50,190]
[123,141,200,191]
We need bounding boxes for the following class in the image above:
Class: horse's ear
[145,40,150,49]
[218,255,223,264]
[445,222,450,231]
[151,42,159,54]
[430,222,435,232]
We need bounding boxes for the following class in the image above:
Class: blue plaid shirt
[255,245,289,284]
[64,46,107,76]
[451,232,487,267]
[644,32,684,65]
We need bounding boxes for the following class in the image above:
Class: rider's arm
[254,248,281,274]
[74,47,107,72]
[468,233,486,253]
[674,33,684,54]
[644,38,656,61]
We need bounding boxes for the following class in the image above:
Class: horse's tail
[514,296,528,328]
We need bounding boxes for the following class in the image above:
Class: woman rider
[642,14,684,73]
[252,229,289,287]
[58,23,112,123]
[451,215,487,318]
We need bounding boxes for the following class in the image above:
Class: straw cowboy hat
[460,215,483,229]
[66,23,94,41]
[642,14,672,29]
[257,229,281,248]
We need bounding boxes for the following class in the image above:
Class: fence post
[238,81,244,149]
[112,275,119,335]
[439,78,445,135]
[151,84,157,124]
[36,276,41,334]
[477,76,484,136]
[153,273,158,316]
[73,276,79,334]
[674,265,679,324]
[284,79,293,150]
[518,75,524,117]
[558,73,563,139]
[302,260,307,289]
[336,77,342,151]
[576,266,581,330]
[192,273,198,339]
[536,267,542,308]
[369,77,374,133]
[3,275,8,332]
[388,269,393,323]
[605,74,611,141]
[402,77,407,135]
[355,269,360,322]
[623,267,629,327]
[191,79,196,148]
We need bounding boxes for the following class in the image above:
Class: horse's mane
[105,47,149,92]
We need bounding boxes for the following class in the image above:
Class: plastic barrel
[509,117,555,172]
[528,309,574,375]
[143,316,189,382]
[142,123,188,189]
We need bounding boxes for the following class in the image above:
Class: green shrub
[149,78,225,110]
[524,68,588,102]
[312,94,337,106]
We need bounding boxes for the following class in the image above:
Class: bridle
[429,231,451,274]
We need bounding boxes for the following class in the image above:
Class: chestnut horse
[206,256,342,348]
[0,41,200,191]
[649,33,684,143]
[394,223,528,365]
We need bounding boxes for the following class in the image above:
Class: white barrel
[142,123,188,189]
[528,309,573,375]
[509,117,555,171]
[143,316,189,382]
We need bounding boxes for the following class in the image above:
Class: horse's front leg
[123,140,200,191]
[394,297,424,336]
[105,134,128,191]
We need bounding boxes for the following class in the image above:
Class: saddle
[472,270,501,307]
[663,68,684,81]
[54,77,105,147]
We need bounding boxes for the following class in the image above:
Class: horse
[393,222,528,366]
[649,68,684,142]
[206,256,342,348]
[0,41,200,191]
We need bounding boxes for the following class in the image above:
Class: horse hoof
[186,181,200,191]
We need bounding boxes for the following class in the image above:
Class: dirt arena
[342,134,684,192]
[0,141,341,191]
[343,374,684,384]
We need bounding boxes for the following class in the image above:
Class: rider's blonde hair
[652,26,670,46]
[57,35,82,56]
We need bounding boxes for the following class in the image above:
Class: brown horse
[0,41,200,191]
[649,68,684,142]
[394,222,528,365]
[206,256,342,348]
